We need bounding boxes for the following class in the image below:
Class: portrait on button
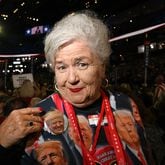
[43,109,68,135]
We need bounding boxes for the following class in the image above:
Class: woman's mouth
[69,88,83,93]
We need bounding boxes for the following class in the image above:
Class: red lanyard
[63,99,97,165]
[52,92,127,165]
[101,91,127,165]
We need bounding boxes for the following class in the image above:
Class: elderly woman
[0,10,154,165]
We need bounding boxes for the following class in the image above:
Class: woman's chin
[68,98,85,105]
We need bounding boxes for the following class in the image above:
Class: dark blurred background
[0,0,164,90]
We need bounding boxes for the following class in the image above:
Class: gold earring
[55,83,59,92]
[102,78,109,88]
[105,78,109,88]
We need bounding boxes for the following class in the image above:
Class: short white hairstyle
[44,10,111,70]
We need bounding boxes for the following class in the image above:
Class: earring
[55,83,59,92]
[105,78,109,88]
[102,78,109,88]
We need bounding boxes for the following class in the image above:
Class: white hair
[44,10,111,70]
[113,109,135,122]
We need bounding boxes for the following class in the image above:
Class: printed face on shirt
[68,115,93,150]
[54,40,105,107]
[130,99,143,127]
[114,110,139,146]
[36,142,67,165]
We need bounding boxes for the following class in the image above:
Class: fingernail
[38,107,43,112]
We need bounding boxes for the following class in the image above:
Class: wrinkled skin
[54,40,105,108]
[0,107,43,148]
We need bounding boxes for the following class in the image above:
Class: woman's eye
[76,62,89,70]
[56,65,67,72]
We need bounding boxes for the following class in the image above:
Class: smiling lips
[69,88,83,92]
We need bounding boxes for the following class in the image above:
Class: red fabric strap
[137,150,147,165]
[51,94,64,112]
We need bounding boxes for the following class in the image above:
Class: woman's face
[54,40,105,107]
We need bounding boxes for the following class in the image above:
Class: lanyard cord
[102,91,127,165]
[90,100,106,154]
[63,99,97,164]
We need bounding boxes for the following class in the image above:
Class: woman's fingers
[17,107,43,115]
[0,107,44,148]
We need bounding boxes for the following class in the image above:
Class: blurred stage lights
[25,25,50,36]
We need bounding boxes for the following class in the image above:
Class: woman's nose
[67,67,79,84]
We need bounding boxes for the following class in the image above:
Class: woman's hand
[0,107,43,148]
